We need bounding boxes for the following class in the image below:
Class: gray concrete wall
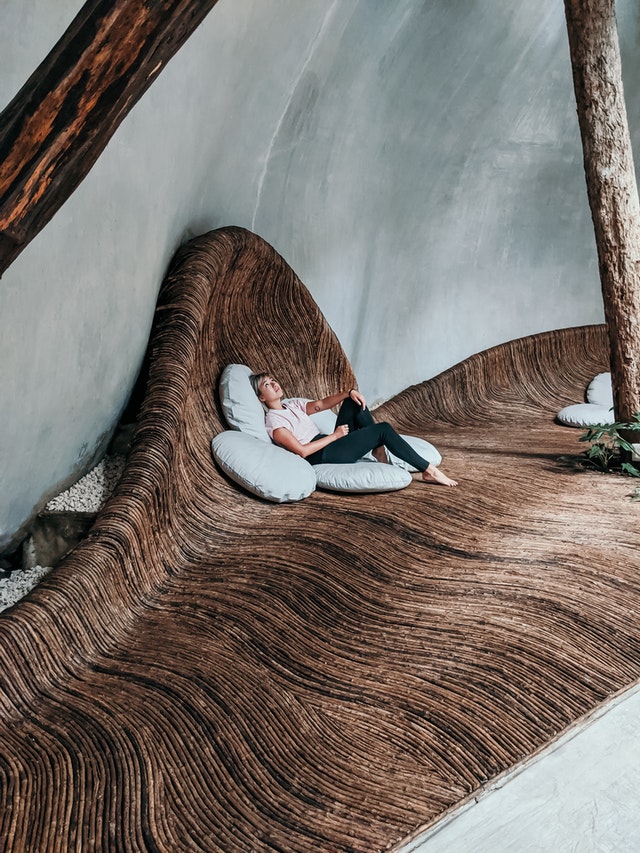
[1,0,639,549]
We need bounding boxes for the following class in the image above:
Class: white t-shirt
[265,398,320,445]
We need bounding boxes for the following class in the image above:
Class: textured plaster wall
[1,0,639,548]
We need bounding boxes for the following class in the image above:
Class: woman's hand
[348,388,366,409]
[333,424,349,439]
[307,388,367,415]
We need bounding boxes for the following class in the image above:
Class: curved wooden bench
[2,227,638,852]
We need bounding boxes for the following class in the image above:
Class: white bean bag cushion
[218,364,269,442]
[556,402,615,427]
[587,372,613,408]
[211,431,316,502]
[314,461,412,493]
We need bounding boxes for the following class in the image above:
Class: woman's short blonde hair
[249,372,269,398]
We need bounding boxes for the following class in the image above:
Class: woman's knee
[355,405,375,428]
[337,397,359,420]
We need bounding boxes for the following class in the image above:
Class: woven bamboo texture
[1,226,639,852]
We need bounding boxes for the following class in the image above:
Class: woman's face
[257,376,283,405]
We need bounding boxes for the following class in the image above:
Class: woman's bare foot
[422,464,458,486]
[372,446,390,464]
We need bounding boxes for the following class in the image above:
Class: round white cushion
[586,372,613,408]
[313,461,412,493]
[218,364,269,442]
[211,431,316,502]
[556,402,615,427]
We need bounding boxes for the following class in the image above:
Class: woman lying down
[249,373,458,487]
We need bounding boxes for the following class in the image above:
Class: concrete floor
[400,681,640,853]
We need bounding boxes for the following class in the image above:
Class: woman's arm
[305,388,366,415]
[272,425,348,459]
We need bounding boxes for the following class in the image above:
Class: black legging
[306,397,429,471]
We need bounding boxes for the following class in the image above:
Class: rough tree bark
[564,0,640,426]
[0,0,220,277]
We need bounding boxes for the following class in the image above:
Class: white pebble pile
[0,564,53,613]
[1,454,126,612]
[46,454,126,513]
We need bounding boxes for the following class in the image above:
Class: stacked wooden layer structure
[1,227,638,852]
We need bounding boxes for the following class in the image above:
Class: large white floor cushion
[587,372,613,408]
[556,402,615,427]
[314,461,412,493]
[219,364,269,441]
[212,431,316,502]
[557,372,616,427]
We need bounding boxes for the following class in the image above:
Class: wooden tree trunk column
[0,0,220,277]
[564,0,640,425]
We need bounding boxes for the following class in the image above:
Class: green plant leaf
[621,461,640,477]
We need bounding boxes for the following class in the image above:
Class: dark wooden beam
[0,0,221,277]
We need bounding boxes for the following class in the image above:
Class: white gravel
[1,454,125,613]
[0,564,53,613]
[46,454,126,513]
